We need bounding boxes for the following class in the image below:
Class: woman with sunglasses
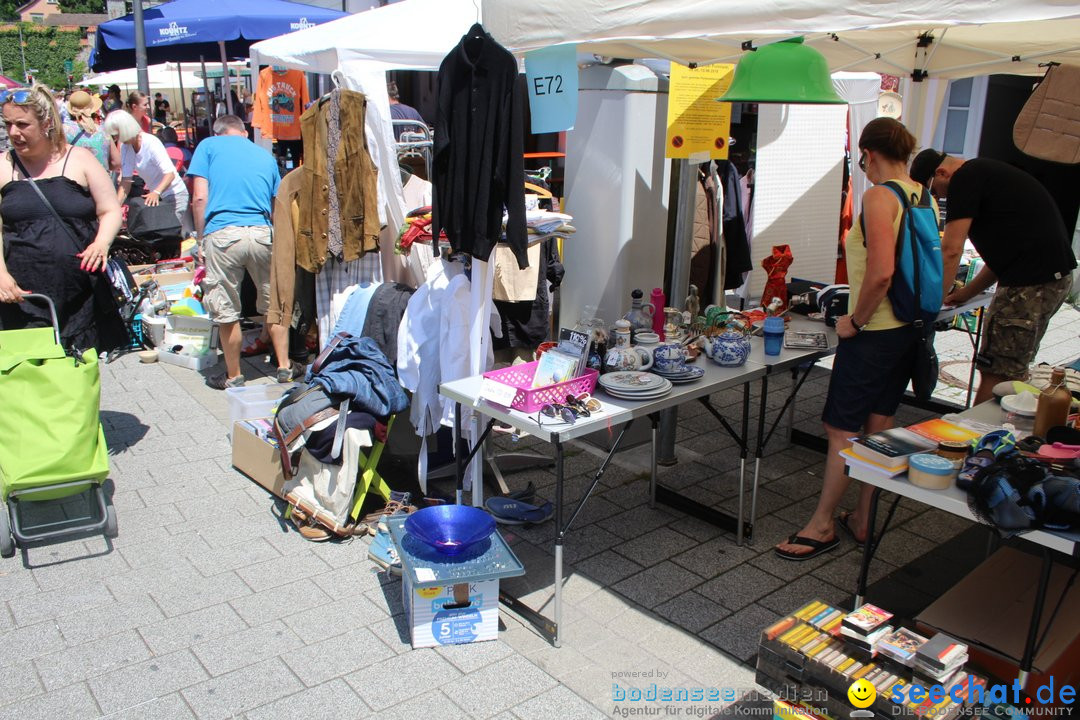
[0,84,125,351]
[775,117,939,561]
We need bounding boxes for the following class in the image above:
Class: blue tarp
[91,0,346,72]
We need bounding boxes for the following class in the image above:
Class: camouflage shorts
[977,275,1072,378]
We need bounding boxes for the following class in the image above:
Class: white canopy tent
[481,0,1080,79]
[249,0,476,73]
[83,63,205,92]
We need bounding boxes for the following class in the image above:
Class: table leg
[966,308,985,409]
[748,374,766,545]
[855,487,882,608]
[454,402,463,505]
[553,439,564,649]
[1018,547,1053,689]
[650,413,659,509]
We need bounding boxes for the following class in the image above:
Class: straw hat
[66,89,103,118]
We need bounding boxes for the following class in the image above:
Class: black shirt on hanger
[431,23,529,270]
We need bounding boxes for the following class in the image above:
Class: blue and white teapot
[703,329,751,367]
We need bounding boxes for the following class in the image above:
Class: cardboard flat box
[402,577,499,648]
[130,261,195,289]
[916,546,1080,690]
[231,421,286,498]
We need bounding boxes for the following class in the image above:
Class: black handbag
[910,324,939,401]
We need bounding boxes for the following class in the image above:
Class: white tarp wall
[745,104,848,300]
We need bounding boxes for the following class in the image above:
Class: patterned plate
[653,366,704,381]
[598,371,666,392]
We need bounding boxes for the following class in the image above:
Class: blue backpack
[862,181,943,326]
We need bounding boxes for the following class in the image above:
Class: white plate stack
[598,371,673,401]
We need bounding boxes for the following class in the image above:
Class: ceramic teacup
[653,342,687,373]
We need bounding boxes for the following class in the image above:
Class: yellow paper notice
[666,63,734,160]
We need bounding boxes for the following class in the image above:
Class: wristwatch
[851,316,866,333]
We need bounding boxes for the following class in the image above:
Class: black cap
[910,149,947,186]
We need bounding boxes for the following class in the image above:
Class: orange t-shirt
[252,67,309,142]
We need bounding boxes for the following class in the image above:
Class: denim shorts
[822,325,918,432]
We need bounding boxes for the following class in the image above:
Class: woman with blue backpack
[776,117,942,561]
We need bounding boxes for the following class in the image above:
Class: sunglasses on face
[0,89,34,105]
[858,151,868,172]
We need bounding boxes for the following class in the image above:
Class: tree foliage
[0,24,86,88]
[0,0,20,22]
[57,0,106,14]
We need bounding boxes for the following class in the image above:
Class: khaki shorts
[977,275,1071,378]
[203,225,272,324]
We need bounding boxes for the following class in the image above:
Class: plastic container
[482,361,599,413]
[908,453,957,490]
[763,316,785,356]
[226,384,293,435]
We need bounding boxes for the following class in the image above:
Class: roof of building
[44,12,109,26]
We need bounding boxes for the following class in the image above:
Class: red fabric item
[761,244,793,311]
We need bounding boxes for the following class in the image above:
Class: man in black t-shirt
[911,150,1076,403]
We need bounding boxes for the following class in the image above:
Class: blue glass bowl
[404,505,496,555]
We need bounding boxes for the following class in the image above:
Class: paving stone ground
[0,304,1076,719]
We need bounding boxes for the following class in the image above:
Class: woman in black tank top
[0,84,124,352]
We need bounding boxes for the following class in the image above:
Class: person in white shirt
[102,110,191,236]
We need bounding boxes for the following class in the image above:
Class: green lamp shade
[718,38,847,104]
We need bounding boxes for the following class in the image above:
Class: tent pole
[176,64,189,146]
[219,41,234,115]
[132,0,149,94]
[200,55,214,128]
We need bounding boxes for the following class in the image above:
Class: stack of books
[840,603,894,655]
[845,429,936,474]
[914,634,969,681]
[878,627,929,667]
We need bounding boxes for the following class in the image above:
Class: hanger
[524,181,552,198]
[471,0,480,23]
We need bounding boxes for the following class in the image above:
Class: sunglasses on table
[0,89,34,105]
[536,394,603,426]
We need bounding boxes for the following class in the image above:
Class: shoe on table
[362,493,417,536]
[207,373,245,390]
[277,361,306,383]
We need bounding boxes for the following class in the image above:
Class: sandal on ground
[774,535,839,561]
[207,373,245,390]
[484,497,553,525]
[836,512,867,549]
[241,337,271,357]
[276,361,306,384]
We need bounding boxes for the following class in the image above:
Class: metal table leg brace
[652,383,754,543]
[453,399,640,646]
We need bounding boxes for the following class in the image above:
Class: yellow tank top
[846,179,939,331]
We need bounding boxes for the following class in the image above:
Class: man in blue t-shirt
[188,114,287,390]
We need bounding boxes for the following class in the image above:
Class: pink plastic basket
[482,361,599,413]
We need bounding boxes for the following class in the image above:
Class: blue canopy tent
[90,0,346,71]
[91,0,344,125]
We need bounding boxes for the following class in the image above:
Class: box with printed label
[401,577,499,648]
[162,315,219,354]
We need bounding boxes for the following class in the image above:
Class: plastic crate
[482,361,599,413]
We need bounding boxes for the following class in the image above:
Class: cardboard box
[916,546,1080,690]
[130,261,195,290]
[231,421,286,498]
[401,577,499,648]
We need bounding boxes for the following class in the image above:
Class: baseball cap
[910,148,947,186]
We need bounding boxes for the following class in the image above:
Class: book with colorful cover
[906,418,981,445]
[531,348,581,388]
[850,428,936,468]
[840,448,909,477]
[878,627,929,664]
[843,603,894,634]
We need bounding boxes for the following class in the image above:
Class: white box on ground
[402,577,499,648]
[225,384,293,438]
[162,314,219,354]
[157,349,218,371]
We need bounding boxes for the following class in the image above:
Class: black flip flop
[836,512,867,549]
[506,481,537,502]
[775,535,839,561]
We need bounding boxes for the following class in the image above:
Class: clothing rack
[395,122,433,180]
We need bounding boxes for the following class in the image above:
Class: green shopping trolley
[0,294,117,557]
